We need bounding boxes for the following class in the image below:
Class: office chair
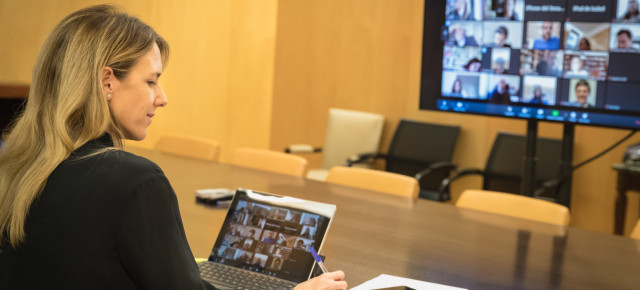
[285,108,384,181]
[347,119,460,201]
[233,148,308,177]
[631,219,640,240]
[456,189,570,226]
[457,188,569,288]
[155,134,220,161]
[326,166,420,198]
[441,132,562,202]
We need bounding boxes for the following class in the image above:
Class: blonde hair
[0,5,169,248]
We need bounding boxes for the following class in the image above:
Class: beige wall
[1,0,638,235]
[0,0,278,160]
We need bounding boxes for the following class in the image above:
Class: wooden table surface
[127,147,640,290]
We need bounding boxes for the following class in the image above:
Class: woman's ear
[102,67,115,96]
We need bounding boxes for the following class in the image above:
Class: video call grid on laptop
[199,189,336,288]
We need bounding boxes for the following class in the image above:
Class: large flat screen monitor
[420,0,640,130]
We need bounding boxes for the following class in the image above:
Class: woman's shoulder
[41,149,172,220]
[60,148,166,188]
[64,135,164,179]
[70,149,172,202]
[89,149,164,178]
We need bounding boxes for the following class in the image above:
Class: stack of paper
[351,274,466,290]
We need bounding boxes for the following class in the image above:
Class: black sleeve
[116,174,216,290]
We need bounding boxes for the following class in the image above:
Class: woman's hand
[294,271,347,290]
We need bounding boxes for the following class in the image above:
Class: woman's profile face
[106,43,167,141]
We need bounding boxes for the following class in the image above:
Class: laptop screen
[208,189,336,283]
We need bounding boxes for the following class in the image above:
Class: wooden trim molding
[0,84,29,99]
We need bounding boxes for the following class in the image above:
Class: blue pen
[310,246,328,273]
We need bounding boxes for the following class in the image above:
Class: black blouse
[0,135,215,289]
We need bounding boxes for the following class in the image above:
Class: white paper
[351,274,466,290]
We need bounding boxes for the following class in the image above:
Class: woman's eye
[147,81,156,86]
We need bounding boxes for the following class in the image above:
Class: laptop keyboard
[199,262,297,290]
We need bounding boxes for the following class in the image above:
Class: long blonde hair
[0,5,169,248]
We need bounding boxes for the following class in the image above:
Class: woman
[450,77,465,97]
[529,85,547,105]
[463,58,481,72]
[579,37,591,50]
[0,5,346,290]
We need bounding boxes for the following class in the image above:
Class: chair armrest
[284,144,322,154]
[438,168,486,196]
[414,161,457,181]
[533,178,562,198]
[345,152,386,166]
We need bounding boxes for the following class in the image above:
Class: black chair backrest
[386,119,460,191]
[484,132,562,195]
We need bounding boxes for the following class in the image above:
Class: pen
[310,246,328,273]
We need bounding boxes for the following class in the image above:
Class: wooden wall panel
[0,0,278,162]
[271,0,640,234]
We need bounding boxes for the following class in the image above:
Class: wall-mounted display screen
[420,0,640,129]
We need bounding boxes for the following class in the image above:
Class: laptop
[198,189,337,289]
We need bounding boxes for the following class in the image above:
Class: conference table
[127,147,640,290]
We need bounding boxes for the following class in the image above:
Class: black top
[0,135,215,290]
